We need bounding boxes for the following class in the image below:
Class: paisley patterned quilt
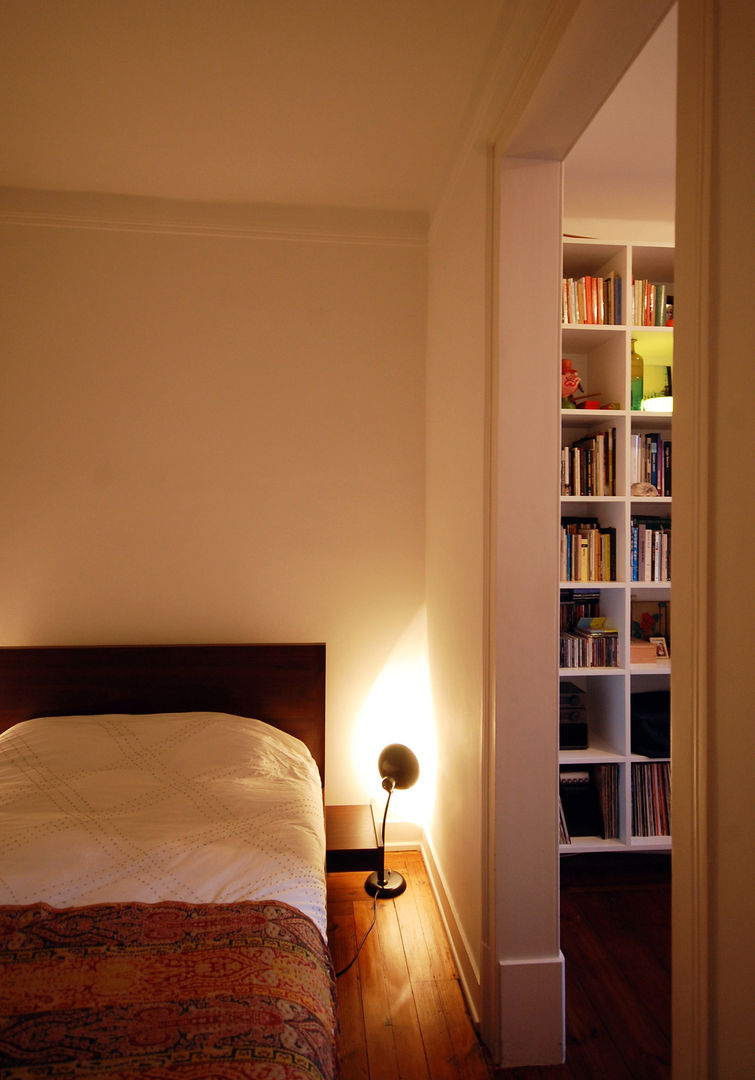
[0,899,338,1079]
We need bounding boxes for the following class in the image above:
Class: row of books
[632,280,672,327]
[560,762,670,841]
[560,624,619,668]
[631,517,671,582]
[561,428,617,496]
[631,432,672,496]
[560,518,617,582]
[562,272,622,325]
[631,762,671,836]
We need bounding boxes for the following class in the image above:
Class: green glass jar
[631,338,644,411]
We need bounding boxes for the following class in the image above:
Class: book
[630,640,658,664]
[559,796,570,844]
[594,765,619,839]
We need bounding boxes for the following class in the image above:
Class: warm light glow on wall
[352,608,437,827]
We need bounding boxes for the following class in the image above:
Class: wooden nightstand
[325,803,383,873]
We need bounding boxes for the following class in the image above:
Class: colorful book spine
[561,275,623,325]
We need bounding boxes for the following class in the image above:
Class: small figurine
[561,358,583,408]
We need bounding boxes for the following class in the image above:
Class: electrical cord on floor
[335,894,378,977]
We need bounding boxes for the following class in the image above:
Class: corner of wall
[411,828,482,1027]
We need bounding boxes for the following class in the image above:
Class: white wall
[0,201,427,806]
[425,142,491,1016]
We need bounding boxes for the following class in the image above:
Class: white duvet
[0,711,327,937]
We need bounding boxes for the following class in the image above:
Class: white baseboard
[385,828,565,1066]
[498,953,565,1066]
[387,827,481,1026]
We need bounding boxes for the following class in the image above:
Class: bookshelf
[559,239,673,853]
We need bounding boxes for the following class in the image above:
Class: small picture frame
[649,636,669,658]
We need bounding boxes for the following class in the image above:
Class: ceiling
[564,5,676,225]
[0,1,675,219]
[0,0,507,213]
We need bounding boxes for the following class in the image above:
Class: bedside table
[325,803,383,873]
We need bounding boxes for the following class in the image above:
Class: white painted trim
[0,187,428,247]
[480,140,500,1059]
[498,953,566,1067]
[419,831,482,1027]
[385,831,482,1029]
[671,0,713,1076]
[477,4,680,1067]
[496,0,675,160]
[491,154,563,1068]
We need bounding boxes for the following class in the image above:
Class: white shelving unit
[559,239,673,853]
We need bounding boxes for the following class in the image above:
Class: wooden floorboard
[326,850,670,1080]
[327,851,490,1079]
[493,854,671,1080]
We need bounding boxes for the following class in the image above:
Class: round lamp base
[364,869,407,899]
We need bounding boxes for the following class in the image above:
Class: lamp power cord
[335,893,377,977]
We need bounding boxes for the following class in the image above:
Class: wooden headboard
[0,644,326,782]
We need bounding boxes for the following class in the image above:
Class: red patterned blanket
[0,900,338,1079]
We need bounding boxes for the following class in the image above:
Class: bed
[0,643,337,1079]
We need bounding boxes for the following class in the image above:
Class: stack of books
[560,616,619,669]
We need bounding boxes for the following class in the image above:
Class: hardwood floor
[493,853,671,1079]
[327,850,491,1078]
[327,850,670,1080]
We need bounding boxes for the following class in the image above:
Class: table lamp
[365,743,419,899]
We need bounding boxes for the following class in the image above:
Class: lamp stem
[379,783,394,862]
[365,778,407,898]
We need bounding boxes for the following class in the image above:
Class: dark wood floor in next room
[327,849,670,1079]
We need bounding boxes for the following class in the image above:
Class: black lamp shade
[378,743,419,790]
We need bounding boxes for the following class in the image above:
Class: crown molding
[0,187,428,247]
[428,0,578,240]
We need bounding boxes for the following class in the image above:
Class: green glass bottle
[631,338,644,411]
